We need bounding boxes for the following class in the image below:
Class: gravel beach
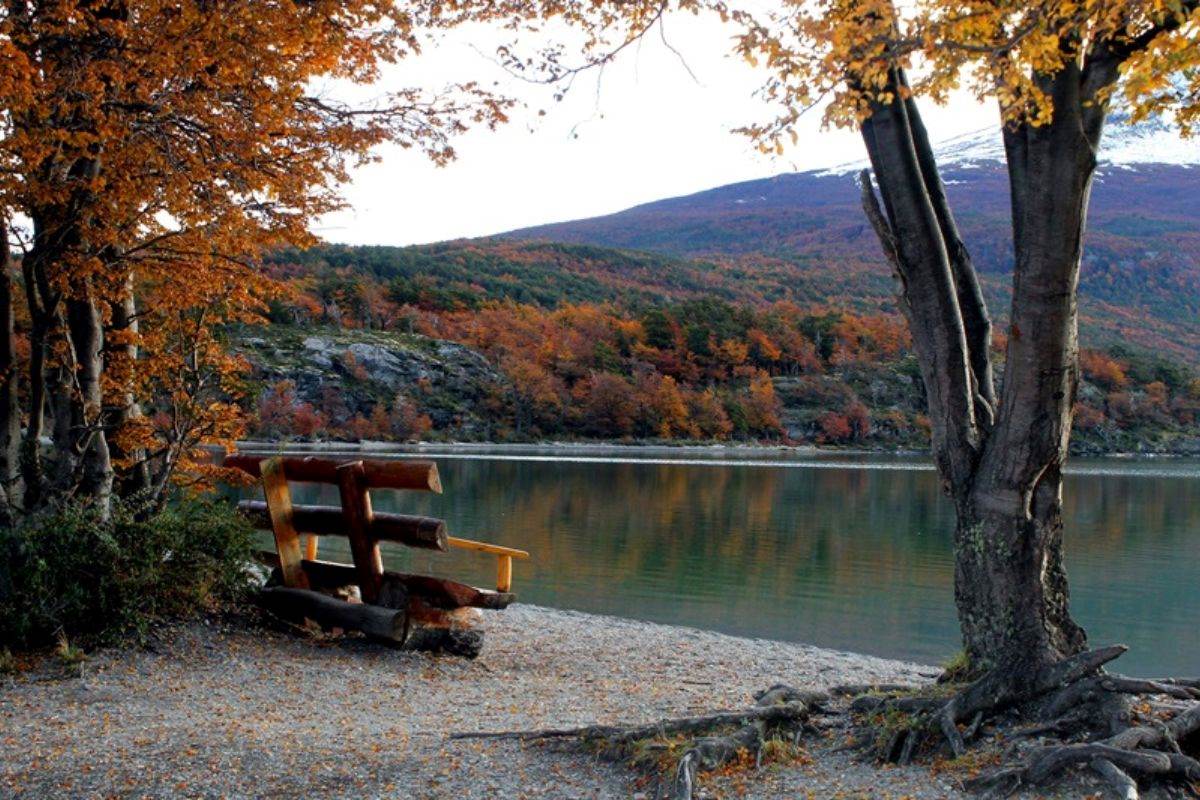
[2,606,1029,799]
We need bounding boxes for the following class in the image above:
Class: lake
[244,446,1200,677]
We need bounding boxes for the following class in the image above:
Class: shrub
[818,411,853,443]
[0,496,256,650]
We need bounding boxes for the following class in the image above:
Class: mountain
[820,112,1199,173]
[250,118,1200,453]
[498,117,1200,363]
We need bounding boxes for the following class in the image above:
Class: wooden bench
[225,454,529,657]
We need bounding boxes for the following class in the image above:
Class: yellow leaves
[716,0,1198,146]
[1115,4,1200,134]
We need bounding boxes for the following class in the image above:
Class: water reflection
[255,453,1200,677]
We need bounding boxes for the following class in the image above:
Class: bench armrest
[446,537,529,592]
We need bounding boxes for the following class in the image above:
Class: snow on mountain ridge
[817,116,1197,176]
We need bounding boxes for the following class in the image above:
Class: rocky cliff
[236,327,511,440]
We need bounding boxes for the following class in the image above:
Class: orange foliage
[686,388,734,440]
[573,373,637,438]
[633,371,690,438]
[1081,351,1129,390]
[0,1,535,509]
[262,261,1200,448]
[744,371,784,437]
[846,401,872,440]
[747,328,782,364]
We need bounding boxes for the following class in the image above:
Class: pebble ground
[2,606,1067,799]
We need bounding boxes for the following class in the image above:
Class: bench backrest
[226,454,527,597]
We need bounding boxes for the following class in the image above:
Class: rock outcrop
[237,328,511,440]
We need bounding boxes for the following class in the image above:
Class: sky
[317,12,999,248]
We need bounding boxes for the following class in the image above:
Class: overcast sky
[317,12,999,248]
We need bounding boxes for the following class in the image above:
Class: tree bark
[859,67,984,491]
[19,246,49,509]
[107,272,150,497]
[0,231,23,522]
[65,290,114,512]
[859,63,1108,672]
[962,65,1100,670]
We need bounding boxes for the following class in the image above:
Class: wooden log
[391,573,514,611]
[337,461,383,604]
[254,552,515,610]
[238,500,449,551]
[260,458,308,589]
[408,599,483,629]
[224,454,442,493]
[256,571,483,658]
[404,626,483,658]
[256,587,407,642]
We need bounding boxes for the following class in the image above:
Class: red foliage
[818,412,853,443]
[573,373,637,438]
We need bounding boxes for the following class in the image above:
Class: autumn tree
[685,387,733,439]
[497,0,1200,790]
[0,1,518,520]
[574,372,637,437]
[729,0,1200,685]
[632,369,690,438]
[741,370,783,437]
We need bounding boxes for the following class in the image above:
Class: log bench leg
[497,555,513,594]
[337,461,383,604]
[257,587,407,642]
[261,458,309,590]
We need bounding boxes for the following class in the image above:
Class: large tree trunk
[859,64,1105,673]
[954,476,1084,672]
[859,68,984,492]
[961,66,1101,670]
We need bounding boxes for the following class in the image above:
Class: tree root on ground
[845,645,1200,799]
[448,648,1200,799]
[451,684,828,799]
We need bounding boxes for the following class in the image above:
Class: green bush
[0,496,257,649]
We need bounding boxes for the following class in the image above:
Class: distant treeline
[246,247,1200,451]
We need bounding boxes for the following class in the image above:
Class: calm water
[248,447,1200,677]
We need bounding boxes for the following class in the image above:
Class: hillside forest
[241,241,1200,454]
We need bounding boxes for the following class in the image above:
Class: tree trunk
[960,66,1100,671]
[45,287,114,515]
[859,65,1104,673]
[954,474,1085,672]
[108,273,150,497]
[68,292,114,511]
[0,233,23,522]
[859,67,984,491]
[19,249,49,509]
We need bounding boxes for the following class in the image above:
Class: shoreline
[231,438,1200,462]
[1,605,1039,799]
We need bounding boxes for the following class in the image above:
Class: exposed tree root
[1091,756,1139,800]
[447,648,1200,798]
[963,701,1200,797]
[839,645,1200,798]
[450,685,827,799]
